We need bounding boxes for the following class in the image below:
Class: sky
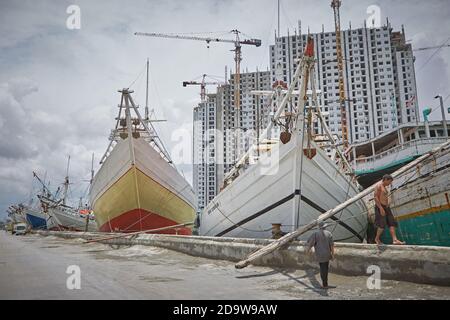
[1,0,450,220]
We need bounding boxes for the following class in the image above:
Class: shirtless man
[374,174,405,245]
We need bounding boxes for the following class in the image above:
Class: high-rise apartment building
[269,21,419,143]
[193,70,271,212]
[194,21,419,211]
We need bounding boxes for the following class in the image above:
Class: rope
[294,106,307,229]
[127,62,147,89]
[417,36,450,72]
[85,222,195,243]
[213,202,273,233]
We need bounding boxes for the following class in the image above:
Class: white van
[13,223,27,235]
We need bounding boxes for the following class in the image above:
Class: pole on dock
[435,94,448,137]
[235,139,450,269]
[84,222,194,243]
[85,214,90,232]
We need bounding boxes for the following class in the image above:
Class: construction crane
[413,44,450,52]
[135,30,262,159]
[182,74,224,103]
[331,0,349,149]
[135,30,261,110]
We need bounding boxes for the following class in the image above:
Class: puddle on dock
[138,275,183,283]
[106,245,169,258]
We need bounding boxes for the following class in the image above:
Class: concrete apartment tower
[194,20,419,213]
[269,20,418,144]
[193,70,271,213]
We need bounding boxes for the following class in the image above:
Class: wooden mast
[145,58,149,122]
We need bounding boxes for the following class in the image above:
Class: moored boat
[35,158,98,232]
[39,195,97,232]
[24,205,48,230]
[365,140,450,246]
[89,88,196,234]
[199,38,368,242]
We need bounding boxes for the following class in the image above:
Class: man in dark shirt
[306,221,334,289]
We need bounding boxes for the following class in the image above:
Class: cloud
[0,79,39,159]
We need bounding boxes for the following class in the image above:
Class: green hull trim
[355,156,417,176]
[381,209,450,247]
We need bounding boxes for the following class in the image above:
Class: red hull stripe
[98,208,192,235]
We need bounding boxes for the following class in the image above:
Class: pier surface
[1,231,449,300]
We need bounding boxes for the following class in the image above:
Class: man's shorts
[374,205,398,229]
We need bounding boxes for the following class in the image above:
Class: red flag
[406,95,416,108]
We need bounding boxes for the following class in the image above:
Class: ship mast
[90,153,94,185]
[100,87,174,166]
[224,36,353,184]
[32,171,52,198]
[62,155,70,206]
[145,58,149,122]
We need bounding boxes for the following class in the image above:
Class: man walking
[374,174,405,245]
[306,221,334,289]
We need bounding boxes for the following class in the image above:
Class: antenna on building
[277,0,280,38]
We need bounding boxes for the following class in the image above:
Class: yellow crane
[331,0,349,148]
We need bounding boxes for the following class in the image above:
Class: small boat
[7,204,27,225]
[33,159,98,232]
[90,65,195,233]
[40,196,97,232]
[24,205,48,230]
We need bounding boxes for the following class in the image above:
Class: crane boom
[331,0,349,149]
[413,44,450,52]
[134,32,262,47]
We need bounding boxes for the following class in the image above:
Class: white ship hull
[47,206,98,232]
[200,135,368,242]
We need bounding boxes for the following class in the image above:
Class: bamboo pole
[235,139,450,269]
[84,222,194,243]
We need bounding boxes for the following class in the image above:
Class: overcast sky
[1,0,449,220]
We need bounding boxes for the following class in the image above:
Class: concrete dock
[1,230,449,300]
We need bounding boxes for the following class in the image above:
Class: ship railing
[354,137,448,171]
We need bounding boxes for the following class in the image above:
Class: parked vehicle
[13,223,28,235]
